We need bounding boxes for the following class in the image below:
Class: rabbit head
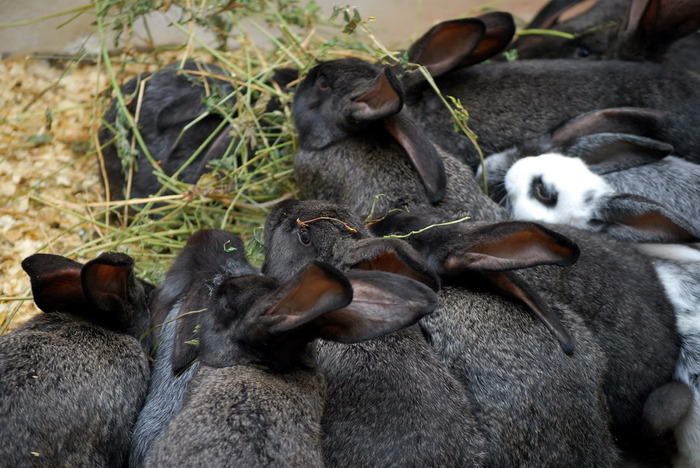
[21,252,153,348]
[513,0,700,63]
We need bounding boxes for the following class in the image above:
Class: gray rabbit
[512,0,700,72]
[129,229,259,467]
[398,13,700,168]
[263,199,620,467]
[146,250,441,467]
[0,252,152,467]
[370,208,683,465]
[292,57,505,223]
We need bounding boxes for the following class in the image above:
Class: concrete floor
[0,0,546,57]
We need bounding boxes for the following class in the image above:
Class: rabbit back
[0,312,149,467]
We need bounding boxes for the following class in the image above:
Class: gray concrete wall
[0,0,544,57]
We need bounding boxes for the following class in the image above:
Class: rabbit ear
[346,238,440,291]
[550,107,667,147]
[261,261,353,334]
[349,68,404,122]
[311,269,437,343]
[407,18,486,77]
[383,111,446,203]
[595,193,700,243]
[171,296,204,375]
[443,221,580,272]
[458,12,517,67]
[570,134,673,174]
[524,0,588,29]
[481,270,574,354]
[190,124,233,179]
[21,254,86,313]
[80,253,135,313]
[620,0,700,59]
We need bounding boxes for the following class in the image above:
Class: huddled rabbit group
[3,0,700,466]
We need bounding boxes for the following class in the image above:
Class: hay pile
[0,1,405,333]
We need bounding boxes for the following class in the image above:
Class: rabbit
[511,0,700,72]
[370,208,684,465]
[395,13,700,169]
[262,199,621,467]
[0,252,152,467]
[292,56,506,223]
[99,61,298,203]
[146,254,442,467]
[653,259,700,468]
[129,229,260,467]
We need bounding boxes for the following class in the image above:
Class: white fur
[635,244,700,263]
[504,153,614,228]
[654,261,700,468]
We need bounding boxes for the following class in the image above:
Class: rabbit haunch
[0,252,152,467]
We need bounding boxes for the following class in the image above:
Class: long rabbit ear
[407,18,486,77]
[383,111,446,203]
[569,134,673,174]
[443,221,580,272]
[349,68,404,122]
[549,107,667,147]
[156,90,211,131]
[345,238,440,291]
[457,12,516,67]
[21,254,85,313]
[619,0,700,60]
[170,284,212,375]
[261,261,353,334]
[595,194,700,243]
[524,0,588,29]
[310,270,437,343]
[81,252,135,314]
[481,270,574,354]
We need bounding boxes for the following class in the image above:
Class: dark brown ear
[81,252,135,315]
[457,12,516,67]
[407,18,486,77]
[444,222,579,272]
[480,271,575,354]
[21,254,85,313]
[347,238,440,291]
[383,111,446,203]
[349,68,404,122]
[524,0,588,29]
[596,194,700,243]
[311,270,437,343]
[262,261,353,334]
[550,107,667,147]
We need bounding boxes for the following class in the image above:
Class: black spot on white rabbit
[129,229,259,467]
[147,252,441,467]
[512,0,700,72]
[399,13,700,169]
[264,199,622,466]
[370,208,683,465]
[0,252,152,467]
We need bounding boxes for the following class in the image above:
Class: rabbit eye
[317,74,330,91]
[297,227,311,246]
[531,176,558,207]
[574,45,591,58]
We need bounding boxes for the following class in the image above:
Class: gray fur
[264,199,616,466]
[408,59,700,168]
[292,58,505,223]
[0,252,151,467]
[129,230,259,467]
